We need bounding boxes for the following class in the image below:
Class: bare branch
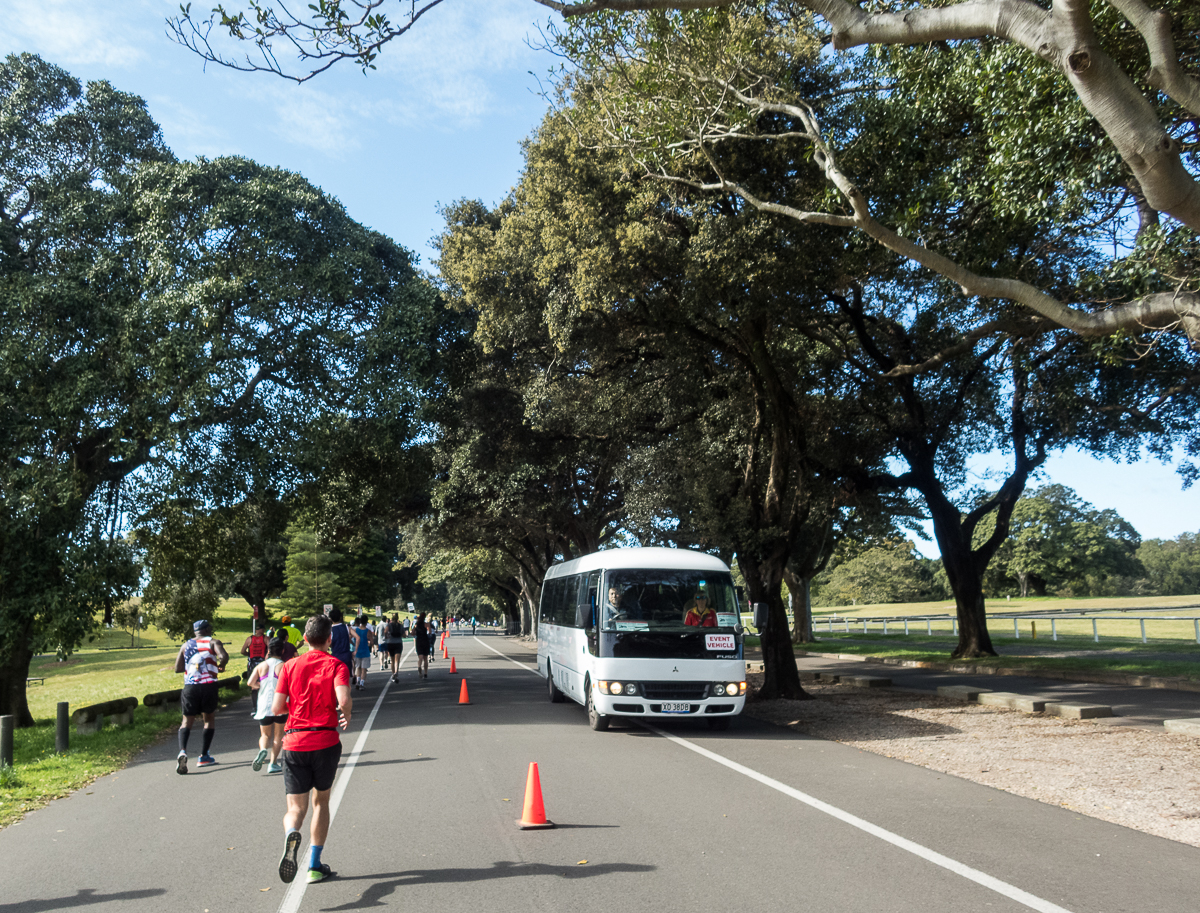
[1107,0,1200,116]
[534,0,733,16]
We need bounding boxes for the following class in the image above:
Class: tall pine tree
[278,524,349,617]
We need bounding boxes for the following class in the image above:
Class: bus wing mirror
[576,603,593,629]
[752,603,769,630]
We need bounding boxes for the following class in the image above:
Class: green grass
[810,593,1200,618]
[5,596,418,830]
[4,599,259,831]
[794,636,1200,681]
[0,695,247,831]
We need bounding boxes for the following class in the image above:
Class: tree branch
[1106,0,1200,117]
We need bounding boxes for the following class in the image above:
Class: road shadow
[315,860,656,909]
[0,888,167,913]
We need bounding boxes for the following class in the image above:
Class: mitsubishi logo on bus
[672,667,679,673]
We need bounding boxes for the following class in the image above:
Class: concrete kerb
[1163,718,1200,735]
[751,658,1119,720]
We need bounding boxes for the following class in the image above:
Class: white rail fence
[813,613,1200,644]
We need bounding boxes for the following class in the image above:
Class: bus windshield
[601,570,740,632]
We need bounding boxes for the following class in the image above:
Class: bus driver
[605,586,644,623]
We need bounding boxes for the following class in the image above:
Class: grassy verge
[6,607,254,832]
[791,637,1200,682]
[0,693,247,831]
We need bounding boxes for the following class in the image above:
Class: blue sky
[5,1,1200,557]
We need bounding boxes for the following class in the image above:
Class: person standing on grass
[273,614,351,885]
[173,619,229,774]
[248,637,288,773]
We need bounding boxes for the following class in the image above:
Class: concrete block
[976,692,1047,712]
[76,717,102,735]
[822,673,841,684]
[846,675,891,688]
[145,701,181,716]
[1045,702,1113,720]
[110,709,134,726]
[938,685,992,701]
[1164,718,1200,735]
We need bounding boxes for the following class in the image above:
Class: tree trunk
[741,552,808,701]
[935,530,997,658]
[784,568,815,644]
[0,617,37,727]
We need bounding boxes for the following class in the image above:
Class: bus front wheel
[586,684,609,731]
[547,663,565,703]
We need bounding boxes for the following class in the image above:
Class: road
[0,632,1194,913]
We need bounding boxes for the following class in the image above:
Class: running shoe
[307,863,335,883]
[253,748,269,771]
[176,752,187,775]
[267,762,283,774]
[198,754,218,767]
[279,830,302,883]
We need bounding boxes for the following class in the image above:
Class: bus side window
[564,575,581,626]
[586,572,600,615]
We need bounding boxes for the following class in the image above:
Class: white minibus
[537,547,747,730]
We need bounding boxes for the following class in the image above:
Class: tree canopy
[0,53,444,725]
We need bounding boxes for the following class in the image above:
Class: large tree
[170,1,1200,344]
[0,54,439,725]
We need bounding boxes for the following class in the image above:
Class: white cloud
[0,0,158,68]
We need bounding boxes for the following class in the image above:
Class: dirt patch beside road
[746,676,1200,848]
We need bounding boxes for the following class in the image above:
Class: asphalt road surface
[0,632,1194,913]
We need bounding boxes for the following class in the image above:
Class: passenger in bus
[683,592,718,627]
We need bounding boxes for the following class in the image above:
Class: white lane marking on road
[276,649,412,913]
[459,640,1072,911]
[474,635,538,672]
[645,724,1075,913]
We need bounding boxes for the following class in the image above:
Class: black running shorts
[283,743,342,795]
[386,643,403,655]
[181,682,219,716]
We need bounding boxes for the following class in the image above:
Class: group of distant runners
[172,607,449,885]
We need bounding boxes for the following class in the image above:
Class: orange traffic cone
[442,646,449,659]
[516,762,554,829]
[458,678,471,704]
[449,656,458,674]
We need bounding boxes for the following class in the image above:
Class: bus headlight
[597,681,611,694]
[732,682,746,695]
[712,683,726,696]
[610,681,623,695]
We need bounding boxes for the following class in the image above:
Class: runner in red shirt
[272,614,351,885]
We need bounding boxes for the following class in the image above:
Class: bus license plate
[660,702,690,713]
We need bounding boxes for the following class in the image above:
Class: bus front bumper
[592,692,745,718]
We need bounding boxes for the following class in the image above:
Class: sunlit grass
[796,637,1200,681]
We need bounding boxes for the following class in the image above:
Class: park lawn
[795,637,1200,681]
[811,593,1200,618]
[4,610,257,832]
[1,688,250,831]
[5,596,414,831]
